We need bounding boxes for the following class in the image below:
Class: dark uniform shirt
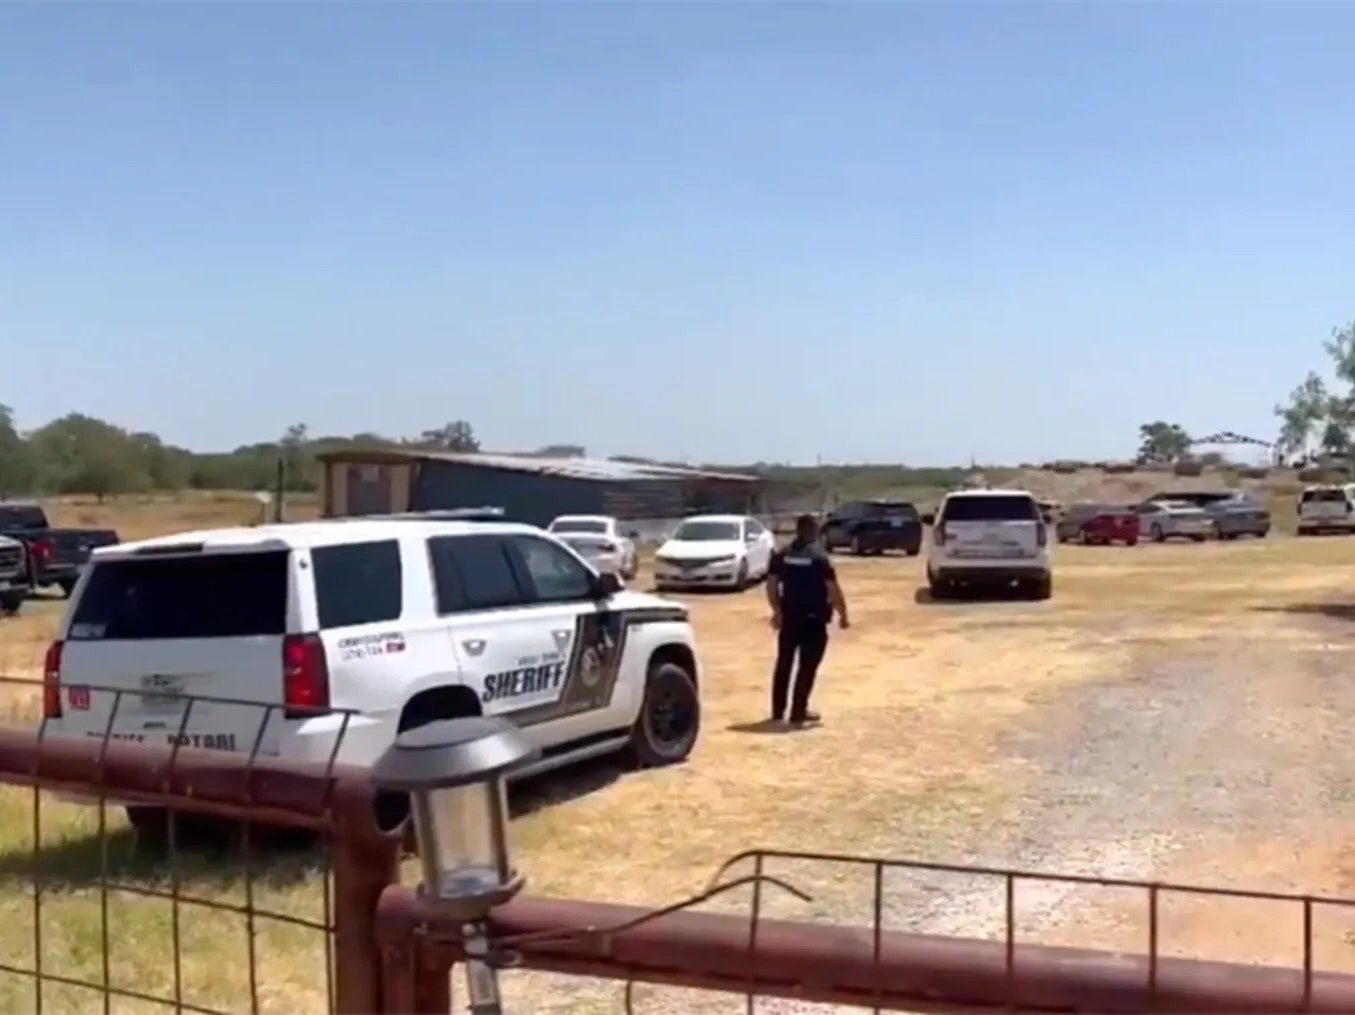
[768,538,835,623]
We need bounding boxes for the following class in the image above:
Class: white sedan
[546,514,639,581]
[654,514,775,591]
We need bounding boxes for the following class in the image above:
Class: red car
[1055,502,1140,546]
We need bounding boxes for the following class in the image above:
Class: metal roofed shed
[317,449,764,535]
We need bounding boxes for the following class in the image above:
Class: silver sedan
[1135,500,1213,543]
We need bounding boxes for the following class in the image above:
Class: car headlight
[711,555,737,566]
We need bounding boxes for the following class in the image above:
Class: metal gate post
[331,779,404,1014]
[376,883,454,1012]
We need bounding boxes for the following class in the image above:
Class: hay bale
[1238,466,1270,480]
[1051,460,1081,474]
[1103,461,1137,474]
[1173,460,1204,477]
[1298,466,1341,483]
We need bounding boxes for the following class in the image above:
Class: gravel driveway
[500,561,1355,1012]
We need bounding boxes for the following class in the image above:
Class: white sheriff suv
[41,513,702,823]
[926,489,1052,600]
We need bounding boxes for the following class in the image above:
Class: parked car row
[1052,492,1271,545]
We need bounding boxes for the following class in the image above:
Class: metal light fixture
[373,716,539,1013]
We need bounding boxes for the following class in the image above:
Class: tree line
[0,409,482,499]
[0,404,990,502]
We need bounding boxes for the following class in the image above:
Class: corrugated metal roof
[316,447,760,484]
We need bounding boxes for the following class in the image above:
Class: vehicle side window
[746,518,766,536]
[311,540,403,629]
[428,535,525,614]
[508,535,595,603]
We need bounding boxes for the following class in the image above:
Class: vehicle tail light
[283,634,330,719]
[598,541,617,553]
[934,522,947,545]
[43,641,63,719]
[1036,522,1048,548]
[31,538,53,568]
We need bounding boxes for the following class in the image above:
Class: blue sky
[2,3,1352,465]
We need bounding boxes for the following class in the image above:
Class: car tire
[1032,575,1053,600]
[1125,538,1139,547]
[850,535,864,556]
[735,559,749,589]
[905,546,920,557]
[1150,524,1165,543]
[927,575,951,601]
[1190,534,1206,543]
[0,594,21,617]
[58,578,77,599]
[625,661,700,768]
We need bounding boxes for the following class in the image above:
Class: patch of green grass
[0,787,333,1014]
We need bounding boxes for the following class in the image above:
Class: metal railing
[2,678,1355,1011]
[372,848,1355,1013]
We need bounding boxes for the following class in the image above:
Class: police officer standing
[764,513,850,726]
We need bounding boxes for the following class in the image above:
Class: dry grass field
[3,493,1355,1011]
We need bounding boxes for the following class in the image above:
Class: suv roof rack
[341,507,508,523]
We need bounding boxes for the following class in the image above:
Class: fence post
[377,884,455,1013]
[331,780,403,1014]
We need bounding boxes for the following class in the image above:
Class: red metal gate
[2,675,1355,1012]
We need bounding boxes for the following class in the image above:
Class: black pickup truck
[820,499,924,556]
[0,502,120,598]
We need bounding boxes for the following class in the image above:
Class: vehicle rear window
[69,552,288,640]
[865,502,919,520]
[0,504,48,530]
[312,540,402,629]
[941,496,1038,522]
[1302,488,1348,503]
[550,519,607,534]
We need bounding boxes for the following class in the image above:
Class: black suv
[820,500,923,556]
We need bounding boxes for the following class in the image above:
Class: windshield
[550,519,607,534]
[1302,488,1348,503]
[865,501,918,519]
[0,504,48,530]
[672,520,740,541]
[1162,492,1232,507]
[940,496,1038,522]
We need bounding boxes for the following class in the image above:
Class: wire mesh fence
[0,675,388,1015]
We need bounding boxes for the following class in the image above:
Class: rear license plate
[139,674,185,713]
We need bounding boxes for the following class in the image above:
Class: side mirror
[594,572,623,598]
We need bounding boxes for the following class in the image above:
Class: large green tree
[1135,421,1192,464]
[1275,319,1355,460]
[0,403,35,496]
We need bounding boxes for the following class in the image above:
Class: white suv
[1297,484,1355,536]
[926,489,1052,600]
[41,516,702,823]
